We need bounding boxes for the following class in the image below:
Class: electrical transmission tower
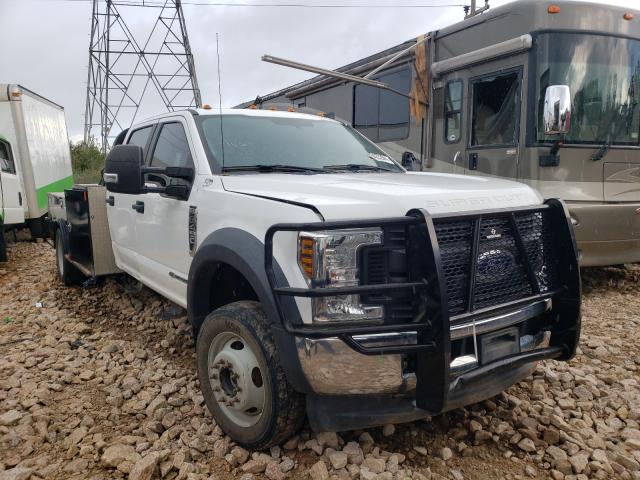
[84,0,202,152]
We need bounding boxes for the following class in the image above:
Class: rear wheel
[196,301,305,449]
[56,233,83,286]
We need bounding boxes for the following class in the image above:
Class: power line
[53,0,467,8]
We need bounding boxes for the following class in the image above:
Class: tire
[196,300,305,449]
[55,232,83,286]
[0,220,6,263]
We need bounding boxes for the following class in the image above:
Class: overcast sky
[0,0,632,142]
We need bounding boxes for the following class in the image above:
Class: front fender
[187,227,312,393]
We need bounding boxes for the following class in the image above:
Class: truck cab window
[126,126,154,152]
[150,123,193,169]
[471,71,520,147]
[0,141,16,174]
[444,80,463,143]
[353,67,411,142]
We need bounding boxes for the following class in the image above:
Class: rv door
[465,66,523,180]
[0,139,25,226]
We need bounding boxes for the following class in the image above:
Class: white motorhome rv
[0,84,74,261]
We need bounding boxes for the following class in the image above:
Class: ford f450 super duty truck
[48,108,581,449]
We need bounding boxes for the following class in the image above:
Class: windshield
[535,32,640,145]
[197,114,403,172]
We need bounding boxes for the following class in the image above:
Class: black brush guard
[264,199,581,413]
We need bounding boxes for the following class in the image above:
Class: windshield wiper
[222,164,325,174]
[591,141,611,162]
[324,164,396,172]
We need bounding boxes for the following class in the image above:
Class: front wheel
[196,301,305,449]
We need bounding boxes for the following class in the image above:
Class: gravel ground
[0,240,639,480]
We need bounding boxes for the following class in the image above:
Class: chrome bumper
[296,299,551,395]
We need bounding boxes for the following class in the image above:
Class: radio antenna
[216,32,226,168]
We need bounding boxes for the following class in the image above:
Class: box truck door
[0,139,25,225]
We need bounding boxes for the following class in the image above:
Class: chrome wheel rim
[207,332,265,428]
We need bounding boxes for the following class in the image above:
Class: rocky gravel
[1,240,639,480]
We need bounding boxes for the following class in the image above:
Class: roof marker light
[548,5,561,14]
[202,104,212,110]
[624,12,634,21]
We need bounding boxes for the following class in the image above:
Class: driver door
[134,119,196,306]
[0,140,24,226]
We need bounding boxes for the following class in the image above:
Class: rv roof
[239,0,640,106]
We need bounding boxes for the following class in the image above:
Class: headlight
[298,229,384,323]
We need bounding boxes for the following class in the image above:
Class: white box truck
[0,84,74,261]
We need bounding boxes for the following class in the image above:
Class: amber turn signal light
[299,236,315,279]
[548,5,561,14]
[624,12,634,21]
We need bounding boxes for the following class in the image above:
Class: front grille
[361,208,558,319]
[434,209,557,316]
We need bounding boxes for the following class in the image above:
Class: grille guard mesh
[264,199,581,413]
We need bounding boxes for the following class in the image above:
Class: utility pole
[464,0,490,19]
[84,0,201,152]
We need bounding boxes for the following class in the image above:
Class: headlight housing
[298,229,384,323]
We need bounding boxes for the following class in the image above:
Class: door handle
[18,192,22,206]
[131,201,145,214]
[453,151,462,167]
[106,196,114,206]
[469,153,478,171]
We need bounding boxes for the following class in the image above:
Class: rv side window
[444,80,463,143]
[471,71,520,147]
[0,141,16,174]
[126,125,154,153]
[353,66,411,142]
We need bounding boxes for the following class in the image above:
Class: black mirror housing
[104,145,144,194]
[402,151,417,170]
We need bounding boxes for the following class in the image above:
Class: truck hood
[221,172,543,220]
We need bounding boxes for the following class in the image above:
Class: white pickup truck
[49,108,581,449]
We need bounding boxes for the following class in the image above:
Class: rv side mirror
[103,145,144,195]
[543,85,572,136]
[402,151,417,170]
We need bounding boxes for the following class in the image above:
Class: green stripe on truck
[36,175,74,209]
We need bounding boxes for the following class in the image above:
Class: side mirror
[543,85,572,135]
[104,145,194,199]
[104,145,144,194]
[402,151,417,170]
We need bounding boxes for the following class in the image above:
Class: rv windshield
[535,32,640,145]
[197,114,403,173]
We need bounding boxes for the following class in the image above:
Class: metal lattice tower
[84,0,202,151]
